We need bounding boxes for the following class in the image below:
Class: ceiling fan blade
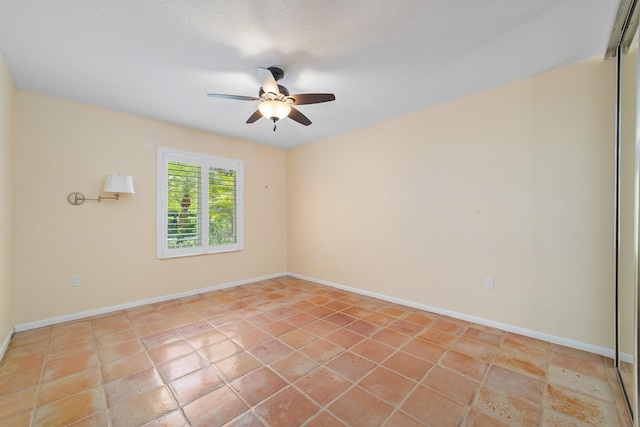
[287,93,336,105]
[207,93,259,101]
[258,67,280,95]
[288,107,312,126]
[246,110,262,123]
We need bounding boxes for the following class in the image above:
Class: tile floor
[0,276,632,426]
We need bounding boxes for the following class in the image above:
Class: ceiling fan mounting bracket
[267,67,285,81]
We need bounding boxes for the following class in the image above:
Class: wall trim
[14,273,287,332]
[0,327,13,362]
[288,272,615,359]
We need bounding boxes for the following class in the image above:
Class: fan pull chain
[272,118,277,132]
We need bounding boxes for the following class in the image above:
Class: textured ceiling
[0,0,619,149]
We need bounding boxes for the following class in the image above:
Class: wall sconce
[67,174,135,205]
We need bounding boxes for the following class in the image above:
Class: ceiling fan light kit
[207,66,335,131]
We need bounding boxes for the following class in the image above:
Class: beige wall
[288,57,616,349]
[0,52,14,346]
[13,91,287,324]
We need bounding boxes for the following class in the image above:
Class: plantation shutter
[166,161,202,249]
[158,147,243,259]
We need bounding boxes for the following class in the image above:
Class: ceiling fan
[207,67,336,131]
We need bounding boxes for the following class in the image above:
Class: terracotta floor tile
[329,386,394,427]
[34,387,106,426]
[198,339,243,363]
[308,305,335,319]
[280,329,318,349]
[452,337,498,363]
[221,411,263,427]
[326,351,376,382]
[363,312,394,326]
[402,337,447,363]
[98,339,144,364]
[462,409,512,426]
[214,351,263,381]
[402,385,467,426]
[217,319,255,337]
[43,350,98,382]
[300,338,344,364]
[345,319,379,337]
[544,383,621,426]
[95,329,137,348]
[231,328,272,350]
[304,410,348,427]
[186,329,227,350]
[148,340,193,365]
[325,312,357,327]
[342,306,374,319]
[371,328,410,347]
[325,300,350,311]
[351,338,394,363]
[304,319,340,337]
[0,386,37,420]
[549,347,608,380]
[8,328,50,347]
[494,348,547,379]
[384,410,425,427]
[287,312,317,327]
[143,410,190,426]
[0,276,630,427]
[485,365,543,405]
[158,351,208,382]
[230,367,287,405]
[440,350,488,381]
[463,325,505,348]
[104,367,164,407]
[474,386,541,426]
[418,327,458,347]
[389,319,425,336]
[0,367,40,395]
[38,367,102,406]
[270,351,319,382]
[141,329,183,350]
[296,366,351,406]
[502,332,549,360]
[262,320,296,337]
[101,350,153,382]
[46,339,96,362]
[382,350,433,381]
[325,328,365,349]
[359,367,415,405]
[256,386,320,425]
[249,339,293,364]
[379,306,407,317]
[109,386,177,426]
[3,340,47,360]
[169,366,225,406]
[422,365,479,405]
[430,316,469,335]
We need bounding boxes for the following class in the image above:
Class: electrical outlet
[70,275,80,287]
[484,277,494,290]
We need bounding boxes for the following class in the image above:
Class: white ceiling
[0,0,619,149]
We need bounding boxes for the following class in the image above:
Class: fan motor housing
[259,85,289,97]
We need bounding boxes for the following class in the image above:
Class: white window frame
[157,147,244,259]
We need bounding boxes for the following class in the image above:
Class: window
[157,147,243,258]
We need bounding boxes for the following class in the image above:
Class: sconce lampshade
[258,100,291,120]
[104,174,135,194]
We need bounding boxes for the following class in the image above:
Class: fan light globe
[258,100,291,120]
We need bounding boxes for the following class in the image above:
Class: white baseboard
[0,326,13,362]
[14,272,287,332]
[287,272,615,359]
[11,270,615,360]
